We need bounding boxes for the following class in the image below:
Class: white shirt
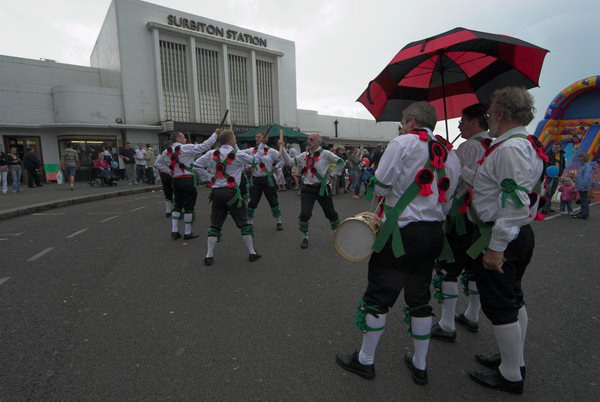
[455,130,489,198]
[153,132,217,178]
[134,149,147,166]
[372,128,461,228]
[281,147,345,185]
[193,144,255,188]
[472,126,544,252]
[243,144,284,178]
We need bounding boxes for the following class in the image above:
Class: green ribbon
[298,219,309,234]
[403,305,431,340]
[466,205,493,259]
[446,193,467,236]
[364,176,390,201]
[460,272,479,296]
[432,273,458,303]
[271,206,281,218]
[314,171,329,196]
[226,186,243,208]
[355,301,386,333]
[185,166,201,187]
[438,235,455,264]
[266,170,275,187]
[500,178,528,208]
[207,228,222,242]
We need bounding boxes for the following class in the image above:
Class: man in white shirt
[467,87,545,394]
[335,102,460,386]
[134,144,147,184]
[431,103,489,342]
[193,130,261,266]
[279,133,346,249]
[154,141,174,217]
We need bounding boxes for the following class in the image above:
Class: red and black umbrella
[357,27,549,138]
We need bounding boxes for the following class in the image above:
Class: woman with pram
[91,153,117,186]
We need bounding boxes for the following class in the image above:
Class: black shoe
[431,323,456,342]
[335,351,375,380]
[249,253,262,262]
[468,367,523,394]
[300,238,308,249]
[475,352,526,378]
[204,257,213,266]
[455,313,479,332]
[171,232,182,240]
[404,352,428,385]
[183,233,199,240]
[166,212,172,218]
[276,222,283,231]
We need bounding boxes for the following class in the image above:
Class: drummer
[335,101,460,385]
[279,134,346,249]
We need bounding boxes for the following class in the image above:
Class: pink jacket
[558,184,576,201]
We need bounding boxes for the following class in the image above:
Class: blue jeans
[559,200,572,213]
[578,191,589,217]
[543,177,559,211]
[10,167,22,191]
[351,169,362,196]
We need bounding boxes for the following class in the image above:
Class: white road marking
[27,247,55,262]
[33,213,65,216]
[66,228,88,239]
[130,206,146,212]
[0,277,10,286]
[0,238,7,241]
[0,231,26,237]
[543,200,600,221]
[86,212,120,215]
[100,215,119,223]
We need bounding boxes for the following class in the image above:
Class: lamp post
[334,119,339,138]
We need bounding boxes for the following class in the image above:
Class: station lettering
[167,15,268,48]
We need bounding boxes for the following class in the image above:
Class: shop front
[57,135,119,181]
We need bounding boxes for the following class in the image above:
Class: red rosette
[434,135,453,151]
[208,178,215,188]
[252,147,258,154]
[429,140,448,170]
[215,163,225,178]
[178,163,186,171]
[263,147,269,156]
[166,146,173,157]
[314,151,320,161]
[226,152,236,164]
[310,166,317,176]
[481,138,492,150]
[175,145,181,153]
[534,210,545,221]
[226,176,236,188]
[259,162,266,171]
[410,128,430,142]
[437,176,450,203]
[212,150,220,161]
[415,168,434,196]
[458,189,472,214]
[528,135,549,163]
[301,167,308,176]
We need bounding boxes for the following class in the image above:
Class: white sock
[439,281,458,331]
[183,213,193,235]
[276,216,282,224]
[165,200,173,213]
[493,322,522,381]
[242,235,256,254]
[463,281,481,322]
[358,313,386,365]
[206,236,217,258]
[171,212,180,232]
[518,306,528,367]
[411,316,431,370]
[248,217,254,225]
[303,233,309,240]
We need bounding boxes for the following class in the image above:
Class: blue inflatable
[546,165,559,178]
[111,161,119,169]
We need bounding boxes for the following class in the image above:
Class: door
[3,136,45,183]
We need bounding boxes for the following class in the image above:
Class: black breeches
[249,176,279,209]
[160,172,173,201]
[172,177,197,213]
[437,218,476,281]
[210,188,249,230]
[299,184,338,222]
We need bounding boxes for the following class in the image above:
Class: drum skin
[334,212,380,262]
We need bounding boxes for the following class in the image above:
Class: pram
[89,167,118,186]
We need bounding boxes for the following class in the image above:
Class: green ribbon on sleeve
[500,178,528,208]
[364,176,391,201]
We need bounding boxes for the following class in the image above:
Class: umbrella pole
[439,56,449,140]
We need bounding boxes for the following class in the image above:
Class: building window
[228,54,250,125]
[196,47,222,124]
[160,40,190,122]
[256,59,274,125]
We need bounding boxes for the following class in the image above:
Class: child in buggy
[90,153,118,186]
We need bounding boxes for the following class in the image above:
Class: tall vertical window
[256,60,274,125]
[159,40,190,122]
[196,48,222,124]
[228,54,250,125]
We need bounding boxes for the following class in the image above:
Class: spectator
[370,144,385,170]
[60,142,80,190]
[0,149,9,194]
[347,147,362,199]
[23,147,43,188]
[336,146,348,194]
[573,152,596,219]
[275,166,287,191]
[102,147,113,163]
[7,147,22,193]
[144,144,156,184]
[134,144,147,184]
[557,177,576,215]
[542,142,566,213]
[287,143,301,191]
[119,143,136,185]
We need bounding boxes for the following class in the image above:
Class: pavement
[0,181,161,220]
[1,187,599,400]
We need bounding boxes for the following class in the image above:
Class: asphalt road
[1,188,598,400]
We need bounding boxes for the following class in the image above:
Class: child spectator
[275,166,287,191]
[557,177,576,215]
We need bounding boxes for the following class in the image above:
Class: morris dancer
[244,131,285,230]
[155,130,218,240]
[154,141,174,217]
[279,133,345,249]
[335,102,460,385]
[431,103,490,342]
[193,130,261,266]
[467,88,546,394]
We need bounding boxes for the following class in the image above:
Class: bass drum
[334,212,380,262]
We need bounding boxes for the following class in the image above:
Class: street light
[334,119,339,138]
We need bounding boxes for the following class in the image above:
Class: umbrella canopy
[236,124,308,141]
[357,27,549,132]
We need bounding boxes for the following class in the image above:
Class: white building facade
[0,0,397,181]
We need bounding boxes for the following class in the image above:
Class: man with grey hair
[279,133,346,249]
[336,101,460,385]
[467,87,545,394]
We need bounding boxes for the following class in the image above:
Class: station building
[0,0,397,181]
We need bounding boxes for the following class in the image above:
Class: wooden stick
[218,109,229,129]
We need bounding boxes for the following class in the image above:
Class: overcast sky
[1,0,598,138]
